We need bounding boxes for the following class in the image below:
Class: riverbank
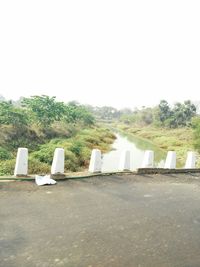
[112,123,199,167]
[0,127,116,176]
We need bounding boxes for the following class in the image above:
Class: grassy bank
[0,127,116,175]
[114,123,199,167]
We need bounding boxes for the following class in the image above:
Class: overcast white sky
[0,0,200,109]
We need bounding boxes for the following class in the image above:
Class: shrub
[31,144,57,164]
[0,159,15,175]
[64,150,80,172]
[28,158,50,175]
[0,147,13,160]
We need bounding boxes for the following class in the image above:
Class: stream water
[102,132,166,172]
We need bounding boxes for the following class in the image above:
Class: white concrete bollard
[164,151,176,169]
[89,149,102,173]
[141,150,154,168]
[14,148,28,176]
[118,150,131,171]
[51,148,65,175]
[185,151,196,169]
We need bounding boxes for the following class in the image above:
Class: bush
[0,158,50,176]
[64,150,80,172]
[31,144,57,164]
[0,147,13,160]
[192,116,200,152]
[0,125,42,151]
[69,140,83,156]
[0,159,15,175]
[28,158,50,175]
[0,126,116,175]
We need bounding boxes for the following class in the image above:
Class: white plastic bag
[35,175,57,186]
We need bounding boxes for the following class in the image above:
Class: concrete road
[1,173,200,267]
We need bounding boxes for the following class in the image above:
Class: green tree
[158,100,196,128]
[64,102,94,125]
[158,100,172,124]
[171,101,196,127]
[0,101,28,127]
[22,95,66,126]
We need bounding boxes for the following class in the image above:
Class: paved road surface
[1,173,200,267]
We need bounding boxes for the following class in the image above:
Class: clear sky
[0,0,200,109]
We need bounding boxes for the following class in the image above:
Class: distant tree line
[87,100,200,153]
[157,100,196,128]
[91,100,197,128]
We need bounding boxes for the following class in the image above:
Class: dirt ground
[1,173,200,267]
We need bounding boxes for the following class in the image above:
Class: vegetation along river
[102,132,166,172]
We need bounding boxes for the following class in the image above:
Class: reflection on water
[102,132,166,172]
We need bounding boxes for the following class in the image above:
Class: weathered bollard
[164,151,176,169]
[141,150,154,168]
[185,151,196,169]
[14,148,28,176]
[89,149,102,173]
[51,148,65,175]
[118,150,131,171]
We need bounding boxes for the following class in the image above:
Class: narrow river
[102,132,166,172]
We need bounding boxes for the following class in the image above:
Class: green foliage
[158,100,172,123]
[28,158,50,174]
[0,94,113,176]
[22,96,95,127]
[0,158,51,176]
[29,127,115,173]
[117,100,197,129]
[64,150,80,172]
[117,125,195,167]
[192,116,200,152]
[64,102,95,125]
[0,147,13,160]
[69,140,83,156]
[0,125,42,151]
[119,100,196,128]
[0,159,15,176]
[22,95,66,126]
[120,107,155,126]
[0,101,28,127]
[158,100,196,128]
[31,144,57,164]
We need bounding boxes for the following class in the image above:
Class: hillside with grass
[0,96,115,175]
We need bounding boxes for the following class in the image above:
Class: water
[102,132,166,172]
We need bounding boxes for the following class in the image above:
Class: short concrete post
[142,150,154,168]
[164,151,176,169]
[51,148,65,175]
[118,150,131,171]
[89,149,102,173]
[14,148,28,176]
[185,151,196,169]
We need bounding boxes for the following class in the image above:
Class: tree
[183,100,196,122]
[93,106,120,120]
[171,101,196,127]
[22,95,66,126]
[158,100,196,128]
[64,102,94,125]
[0,101,28,127]
[158,100,171,124]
